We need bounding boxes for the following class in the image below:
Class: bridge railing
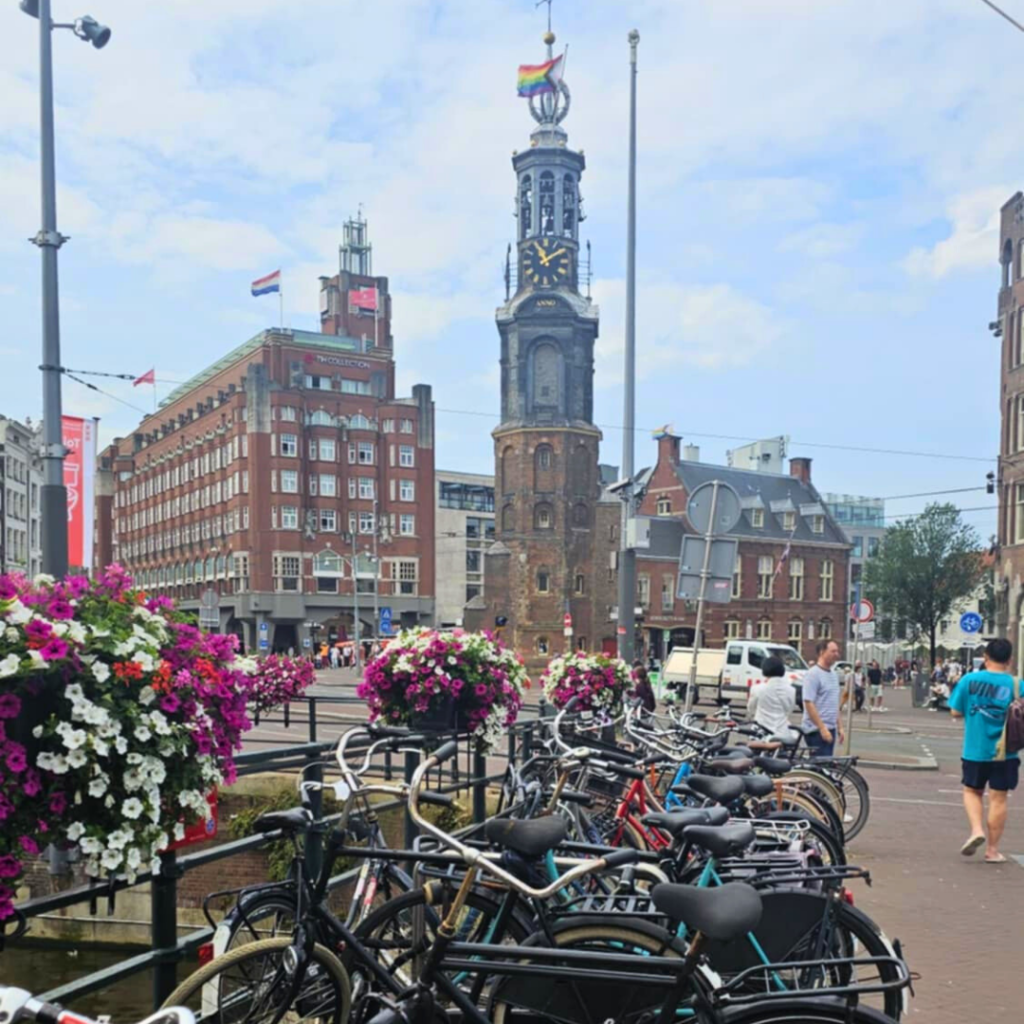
[4,696,551,1010]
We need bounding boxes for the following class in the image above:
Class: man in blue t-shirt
[948,637,1020,863]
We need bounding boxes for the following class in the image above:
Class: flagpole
[279,275,284,330]
[374,291,379,349]
[152,373,157,415]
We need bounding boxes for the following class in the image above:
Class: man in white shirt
[748,655,797,743]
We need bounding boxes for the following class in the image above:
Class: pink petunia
[39,637,69,662]
[19,836,39,855]
[0,694,21,719]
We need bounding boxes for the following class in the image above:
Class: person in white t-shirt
[748,655,798,744]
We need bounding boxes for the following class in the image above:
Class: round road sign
[850,599,874,624]
[959,611,983,634]
[686,480,742,535]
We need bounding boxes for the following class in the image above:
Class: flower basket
[0,567,314,922]
[541,652,633,719]
[358,628,529,752]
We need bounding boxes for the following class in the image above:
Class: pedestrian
[747,656,797,743]
[852,661,866,712]
[801,639,845,756]
[868,660,885,712]
[949,637,1020,862]
[632,661,656,714]
[329,644,339,670]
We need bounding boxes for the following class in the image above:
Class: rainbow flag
[517,54,564,97]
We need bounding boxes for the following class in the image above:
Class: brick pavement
[845,695,1024,1023]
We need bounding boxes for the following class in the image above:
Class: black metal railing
[4,696,550,1011]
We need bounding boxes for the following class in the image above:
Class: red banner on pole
[62,416,97,572]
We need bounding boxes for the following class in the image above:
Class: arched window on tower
[562,174,577,234]
[1004,238,1014,290]
[539,171,555,234]
[572,502,589,528]
[501,503,515,533]
[500,446,515,494]
[534,444,554,491]
[534,503,554,530]
[531,342,562,415]
[519,174,533,238]
[571,444,591,496]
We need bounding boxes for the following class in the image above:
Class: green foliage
[227,789,298,882]
[862,503,984,666]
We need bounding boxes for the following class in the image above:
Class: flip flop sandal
[985,854,1008,864]
[961,835,985,856]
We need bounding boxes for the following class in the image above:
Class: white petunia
[28,650,45,667]
[5,601,32,625]
[88,777,108,797]
[51,622,69,637]
[4,627,18,642]
[32,573,55,586]
[122,798,144,820]
[0,653,21,678]
[173,822,186,841]
[67,749,88,769]
[126,752,143,765]
[90,625,111,638]
[59,726,88,751]
[67,821,85,841]
[108,828,134,849]
[80,836,103,855]
[67,622,87,644]
[132,651,155,672]
[91,661,111,684]
[32,724,43,738]
[49,754,70,774]
[138,687,156,707]
[65,683,84,701]
[126,847,142,869]
[100,849,123,871]
[134,725,152,742]
[114,736,129,754]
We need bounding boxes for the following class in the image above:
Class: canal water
[0,945,196,1020]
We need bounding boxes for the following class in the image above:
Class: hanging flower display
[250,655,317,713]
[0,567,313,922]
[357,628,529,752]
[541,651,633,717]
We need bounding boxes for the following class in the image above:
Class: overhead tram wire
[434,404,995,463]
[976,0,1024,35]
[63,371,150,417]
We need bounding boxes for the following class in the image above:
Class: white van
[719,641,809,706]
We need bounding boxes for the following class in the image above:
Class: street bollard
[151,850,180,1009]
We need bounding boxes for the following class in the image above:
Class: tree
[862,503,984,668]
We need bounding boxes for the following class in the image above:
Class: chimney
[790,457,812,485]
[657,432,681,466]
[682,443,700,462]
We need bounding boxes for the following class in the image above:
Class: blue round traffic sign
[959,612,983,634]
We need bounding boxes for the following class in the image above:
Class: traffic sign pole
[685,480,720,714]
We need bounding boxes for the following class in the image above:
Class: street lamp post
[21,0,111,578]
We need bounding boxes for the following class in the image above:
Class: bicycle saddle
[677,774,746,805]
[255,807,314,834]
[753,756,792,776]
[717,746,755,758]
[484,815,568,858]
[706,757,755,774]
[741,775,775,798]
[650,881,762,941]
[682,822,757,858]
[640,806,729,835]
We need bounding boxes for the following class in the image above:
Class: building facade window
[575,572,586,595]
[782,511,796,532]
[359,511,375,534]
[274,554,301,592]
[281,470,298,494]
[638,574,650,607]
[820,560,835,602]
[280,434,298,457]
[819,618,833,639]
[656,496,672,516]
[867,536,880,557]
[320,474,337,498]
[851,536,863,558]
[281,506,298,530]
[538,636,549,655]
[400,514,415,536]
[400,419,414,433]
[399,479,415,501]
[757,555,774,599]
[732,555,742,599]
[358,442,375,464]
[788,557,804,601]
[537,569,550,593]
[756,618,772,640]
[661,574,674,610]
[319,509,337,532]
[399,445,415,467]
[395,560,418,595]
[534,503,553,529]
[358,477,375,500]
[751,508,764,528]
[787,619,802,645]
[811,514,825,534]
[724,619,740,640]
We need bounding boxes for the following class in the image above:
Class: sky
[1,0,1018,540]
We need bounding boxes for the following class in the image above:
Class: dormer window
[656,496,672,516]
[783,511,796,532]
[751,508,764,528]
[811,514,825,534]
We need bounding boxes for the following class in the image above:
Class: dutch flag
[251,269,281,297]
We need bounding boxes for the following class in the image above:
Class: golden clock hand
[546,247,567,262]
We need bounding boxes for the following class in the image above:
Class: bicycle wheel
[490,918,687,1024]
[834,766,870,842]
[162,936,352,1024]
[721,998,899,1024]
[351,885,532,990]
[218,890,299,955]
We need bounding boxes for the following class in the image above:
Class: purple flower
[47,598,74,620]
[0,694,21,719]
[0,855,21,879]
[22,770,41,797]
[49,792,67,815]
[39,637,69,662]
[159,694,181,714]
[474,684,489,697]
[4,747,26,774]
[25,618,52,645]
[19,836,39,855]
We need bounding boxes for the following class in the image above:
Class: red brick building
[94,218,435,654]
[628,434,850,664]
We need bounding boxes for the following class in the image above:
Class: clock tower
[479,31,602,671]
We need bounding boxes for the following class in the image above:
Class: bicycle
[0,988,195,1024]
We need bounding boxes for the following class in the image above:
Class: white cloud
[593,278,785,385]
[902,186,1010,278]
[779,222,865,258]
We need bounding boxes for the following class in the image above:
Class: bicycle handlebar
[0,988,196,1024]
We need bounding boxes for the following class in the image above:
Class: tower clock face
[521,237,572,288]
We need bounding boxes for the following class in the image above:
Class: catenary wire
[433,405,995,463]
[976,0,1024,34]
[64,372,150,417]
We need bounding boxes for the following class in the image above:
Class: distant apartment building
[0,417,42,577]
[434,471,495,627]
[822,493,886,610]
[94,219,436,653]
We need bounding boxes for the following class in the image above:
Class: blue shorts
[961,758,1020,792]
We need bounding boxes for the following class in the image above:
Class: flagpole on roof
[279,273,284,330]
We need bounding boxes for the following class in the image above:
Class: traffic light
[987,472,996,495]
[495,615,508,629]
